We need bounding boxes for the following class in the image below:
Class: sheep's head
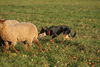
[0,19,6,29]
[0,19,6,23]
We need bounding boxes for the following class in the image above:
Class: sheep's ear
[0,19,6,23]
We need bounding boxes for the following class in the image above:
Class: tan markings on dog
[39,32,46,38]
[24,44,29,51]
[64,34,71,40]
[50,39,54,42]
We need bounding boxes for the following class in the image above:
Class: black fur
[39,25,75,39]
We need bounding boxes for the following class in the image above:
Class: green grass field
[0,0,100,67]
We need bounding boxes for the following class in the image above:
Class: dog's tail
[69,31,76,38]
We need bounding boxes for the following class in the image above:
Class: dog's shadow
[39,38,85,51]
[39,38,79,46]
[39,38,50,44]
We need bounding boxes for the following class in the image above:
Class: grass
[0,0,100,67]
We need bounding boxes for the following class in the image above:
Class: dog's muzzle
[39,33,46,38]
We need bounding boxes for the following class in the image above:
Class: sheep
[0,22,43,53]
[0,19,19,47]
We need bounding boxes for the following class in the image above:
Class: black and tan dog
[39,25,76,42]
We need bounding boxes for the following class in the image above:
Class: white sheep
[0,22,42,53]
[0,19,19,47]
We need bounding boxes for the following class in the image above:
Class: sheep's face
[39,27,48,38]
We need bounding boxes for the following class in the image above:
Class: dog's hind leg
[61,34,71,44]
[50,35,57,42]
[64,34,71,40]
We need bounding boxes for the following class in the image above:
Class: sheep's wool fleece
[3,20,19,25]
[0,20,19,30]
[1,23,38,43]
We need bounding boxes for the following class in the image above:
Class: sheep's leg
[27,43,32,50]
[24,44,28,51]
[3,42,10,53]
[10,43,19,53]
[24,44,30,51]
[11,45,19,53]
[33,39,43,51]
[23,41,32,51]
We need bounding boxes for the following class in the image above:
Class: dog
[39,25,76,42]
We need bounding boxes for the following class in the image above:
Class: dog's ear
[42,26,48,30]
[42,27,45,30]
[44,26,48,28]
[42,27,43,29]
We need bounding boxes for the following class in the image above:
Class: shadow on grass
[55,40,86,52]
[39,38,50,44]
[39,38,86,52]
[39,38,80,46]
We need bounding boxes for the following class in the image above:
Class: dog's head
[39,27,49,38]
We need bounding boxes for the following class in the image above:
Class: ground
[0,0,100,67]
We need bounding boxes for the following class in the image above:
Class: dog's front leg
[50,35,57,42]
